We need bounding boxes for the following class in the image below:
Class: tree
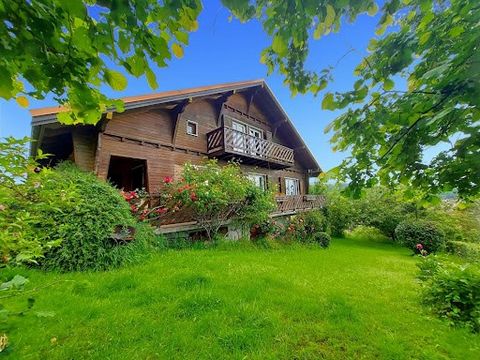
[323,0,479,199]
[0,0,202,124]
[0,0,373,123]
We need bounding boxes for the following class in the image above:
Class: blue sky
[0,1,380,171]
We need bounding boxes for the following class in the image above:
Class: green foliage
[395,220,445,254]
[446,241,480,262]
[286,210,329,244]
[354,186,416,239]
[321,187,357,237]
[313,232,331,248]
[425,200,480,244]
[0,137,52,264]
[36,163,140,271]
[1,160,154,271]
[222,0,376,95]
[164,160,276,241]
[324,0,479,198]
[418,257,480,332]
[0,0,202,124]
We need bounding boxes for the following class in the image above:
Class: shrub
[395,220,445,253]
[286,210,329,243]
[313,232,331,248]
[446,241,480,261]
[151,160,276,241]
[425,200,480,244]
[1,161,152,271]
[418,258,480,332]
[323,190,357,237]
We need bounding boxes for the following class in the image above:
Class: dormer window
[186,120,198,136]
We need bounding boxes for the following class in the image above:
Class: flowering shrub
[285,210,330,246]
[395,220,445,253]
[121,160,276,241]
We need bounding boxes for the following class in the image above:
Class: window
[186,120,198,136]
[247,174,266,190]
[285,177,300,196]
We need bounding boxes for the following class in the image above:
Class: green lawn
[2,237,480,359]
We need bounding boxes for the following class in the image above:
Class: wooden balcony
[272,195,325,215]
[206,126,294,169]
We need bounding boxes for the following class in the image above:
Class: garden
[1,138,480,358]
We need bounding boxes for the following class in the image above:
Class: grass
[2,236,480,359]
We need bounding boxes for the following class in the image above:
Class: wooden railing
[150,194,325,229]
[273,195,325,215]
[207,127,294,166]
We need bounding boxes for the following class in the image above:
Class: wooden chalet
[30,80,324,232]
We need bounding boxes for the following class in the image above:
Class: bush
[323,190,357,237]
[149,160,276,241]
[286,210,329,243]
[313,232,331,248]
[446,241,480,261]
[418,258,480,332]
[1,162,153,271]
[395,220,445,253]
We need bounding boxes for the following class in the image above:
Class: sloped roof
[30,79,321,174]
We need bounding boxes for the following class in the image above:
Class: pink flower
[163,176,174,184]
[416,243,423,250]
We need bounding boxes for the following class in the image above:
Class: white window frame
[186,120,198,136]
[285,177,300,196]
[247,173,267,190]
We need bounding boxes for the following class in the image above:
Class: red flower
[416,243,423,250]
[163,176,174,184]
[130,204,138,212]
[155,207,168,214]
[190,192,197,201]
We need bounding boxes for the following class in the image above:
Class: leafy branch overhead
[322,0,479,198]
[0,0,201,124]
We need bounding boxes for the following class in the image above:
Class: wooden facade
[30,80,323,230]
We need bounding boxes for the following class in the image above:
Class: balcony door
[248,127,263,157]
[232,121,247,153]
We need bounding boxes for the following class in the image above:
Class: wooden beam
[171,100,190,145]
[246,87,260,115]
[272,118,288,137]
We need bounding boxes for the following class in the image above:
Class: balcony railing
[273,195,325,215]
[207,126,294,168]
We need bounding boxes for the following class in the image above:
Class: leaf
[172,43,184,58]
[0,275,29,291]
[418,32,431,45]
[272,34,288,56]
[145,67,158,89]
[104,70,127,91]
[322,93,336,110]
[16,96,29,108]
[449,26,464,37]
[313,22,325,39]
[383,79,394,91]
[325,5,336,28]
[367,3,378,16]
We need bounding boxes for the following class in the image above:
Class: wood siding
[52,95,312,195]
